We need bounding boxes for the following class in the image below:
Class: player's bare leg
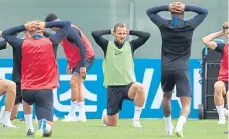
[10,104,20,120]
[63,75,81,122]
[128,82,145,128]
[0,79,16,128]
[175,96,191,137]
[77,78,87,122]
[162,91,174,136]
[214,81,227,124]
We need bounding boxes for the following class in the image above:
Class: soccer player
[146,1,208,137]
[202,22,229,124]
[91,23,150,127]
[0,40,16,128]
[2,20,71,137]
[45,13,95,122]
[0,31,59,122]
[0,31,31,121]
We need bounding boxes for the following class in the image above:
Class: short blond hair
[113,23,126,32]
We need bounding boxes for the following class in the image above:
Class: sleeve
[2,25,25,48]
[66,27,87,67]
[215,42,225,53]
[146,5,169,27]
[91,29,110,55]
[129,30,150,52]
[47,21,71,46]
[185,5,208,29]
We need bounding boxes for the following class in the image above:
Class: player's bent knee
[136,84,145,95]
[214,81,225,92]
[107,122,117,127]
[6,81,16,95]
[138,84,145,92]
[106,118,117,126]
[133,83,144,93]
[107,114,118,126]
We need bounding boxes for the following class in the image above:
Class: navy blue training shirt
[146,5,208,70]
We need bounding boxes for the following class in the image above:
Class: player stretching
[202,22,229,124]
[45,13,95,122]
[2,20,71,137]
[146,1,208,137]
[92,23,150,127]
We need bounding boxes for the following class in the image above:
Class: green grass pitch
[0,119,227,139]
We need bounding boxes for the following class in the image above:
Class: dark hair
[113,23,126,32]
[45,13,58,22]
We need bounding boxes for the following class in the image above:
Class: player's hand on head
[28,23,39,32]
[126,30,129,35]
[111,29,115,36]
[175,3,185,13]
[24,21,32,30]
[31,20,45,31]
[169,3,176,12]
[25,20,38,32]
[169,1,184,13]
[38,21,46,31]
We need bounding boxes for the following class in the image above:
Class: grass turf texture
[0,119,227,139]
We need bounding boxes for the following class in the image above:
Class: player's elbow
[202,8,208,15]
[146,9,151,17]
[2,31,7,39]
[91,31,98,39]
[202,37,209,46]
[62,21,71,28]
[145,32,151,40]
[91,31,96,37]
[142,32,151,43]
[202,37,214,50]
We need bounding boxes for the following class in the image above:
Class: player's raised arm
[2,25,25,48]
[129,30,150,52]
[46,20,71,45]
[91,29,110,56]
[185,5,208,29]
[146,5,169,27]
[202,31,224,50]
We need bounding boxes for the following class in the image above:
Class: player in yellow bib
[92,23,150,127]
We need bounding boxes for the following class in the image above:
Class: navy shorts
[72,57,95,77]
[14,82,22,105]
[107,82,134,116]
[21,89,53,122]
[161,70,192,97]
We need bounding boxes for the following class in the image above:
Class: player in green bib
[92,23,150,127]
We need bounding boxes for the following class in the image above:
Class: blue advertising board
[0,58,202,119]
